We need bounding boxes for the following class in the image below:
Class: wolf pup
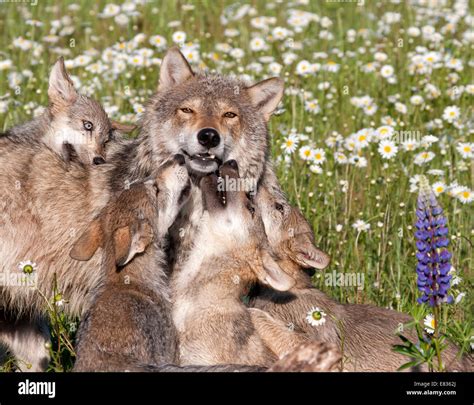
[70,155,190,371]
[7,57,134,165]
[171,160,340,368]
[250,187,471,372]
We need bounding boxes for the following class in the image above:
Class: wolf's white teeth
[210,154,215,159]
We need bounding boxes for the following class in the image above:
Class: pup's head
[70,154,190,268]
[143,47,284,179]
[46,57,135,165]
[256,186,330,283]
[199,160,294,291]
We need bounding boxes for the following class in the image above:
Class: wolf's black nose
[197,128,220,149]
[93,157,106,165]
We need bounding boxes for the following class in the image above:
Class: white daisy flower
[402,139,419,151]
[380,64,394,78]
[295,60,312,76]
[281,134,299,154]
[309,164,322,174]
[306,307,327,327]
[312,148,326,164]
[427,169,444,176]
[423,314,435,334]
[250,37,268,52]
[374,125,394,140]
[334,152,348,164]
[149,35,167,49]
[363,103,378,116]
[410,95,424,105]
[432,182,447,196]
[18,260,37,275]
[456,142,473,159]
[352,219,370,232]
[100,4,121,18]
[299,145,314,161]
[172,31,187,44]
[378,140,398,159]
[442,105,460,123]
[454,187,474,204]
[395,102,407,114]
[414,151,435,166]
[304,99,320,114]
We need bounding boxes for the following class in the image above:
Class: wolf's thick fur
[170,161,339,367]
[0,48,317,371]
[71,156,190,371]
[249,189,472,371]
[7,58,134,166]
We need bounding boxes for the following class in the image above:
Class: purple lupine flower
[415,176,453,307]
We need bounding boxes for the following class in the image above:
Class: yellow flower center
[312,311,322,321]
[384,146,392,153]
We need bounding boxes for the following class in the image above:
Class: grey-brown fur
[171,161,321,367]
[249,190,472,371]
[71,156,190,372]
[5,58,134,166]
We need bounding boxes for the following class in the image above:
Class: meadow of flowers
[0,0,472,370]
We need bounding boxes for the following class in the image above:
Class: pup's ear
[256,250,295,292]
[111,121,136,134]
[158,47,194,92]
[48,57,78,112]
[70,220,103,261]
[246,77,284,121]
[290,235,330,270]
[115,220,153,267]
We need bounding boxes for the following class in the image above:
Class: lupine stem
[433,306,443,372]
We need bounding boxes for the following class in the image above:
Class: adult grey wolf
[0,48,327,371]
[107,47,329,276]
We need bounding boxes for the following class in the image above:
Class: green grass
[0,0,472,371]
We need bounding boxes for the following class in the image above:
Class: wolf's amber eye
[223,112,237,118]
[83,121,94,131]
[180,108,193,114]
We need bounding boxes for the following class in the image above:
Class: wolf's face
[199,160,294,291]
[257,186,330,275]
[143,48,284,180]
[45,58,135,166]
[70,154,190,266]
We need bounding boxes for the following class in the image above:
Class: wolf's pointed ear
[291,236,331,270]
[70,220,103,261]
[158,47,194,92]
[111,120,136,134]
[246,77,284,121]
[48,57,78,111]
[256,250,295,291]
[115,220,153,267]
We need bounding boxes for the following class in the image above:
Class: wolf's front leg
[0,312,50,371]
